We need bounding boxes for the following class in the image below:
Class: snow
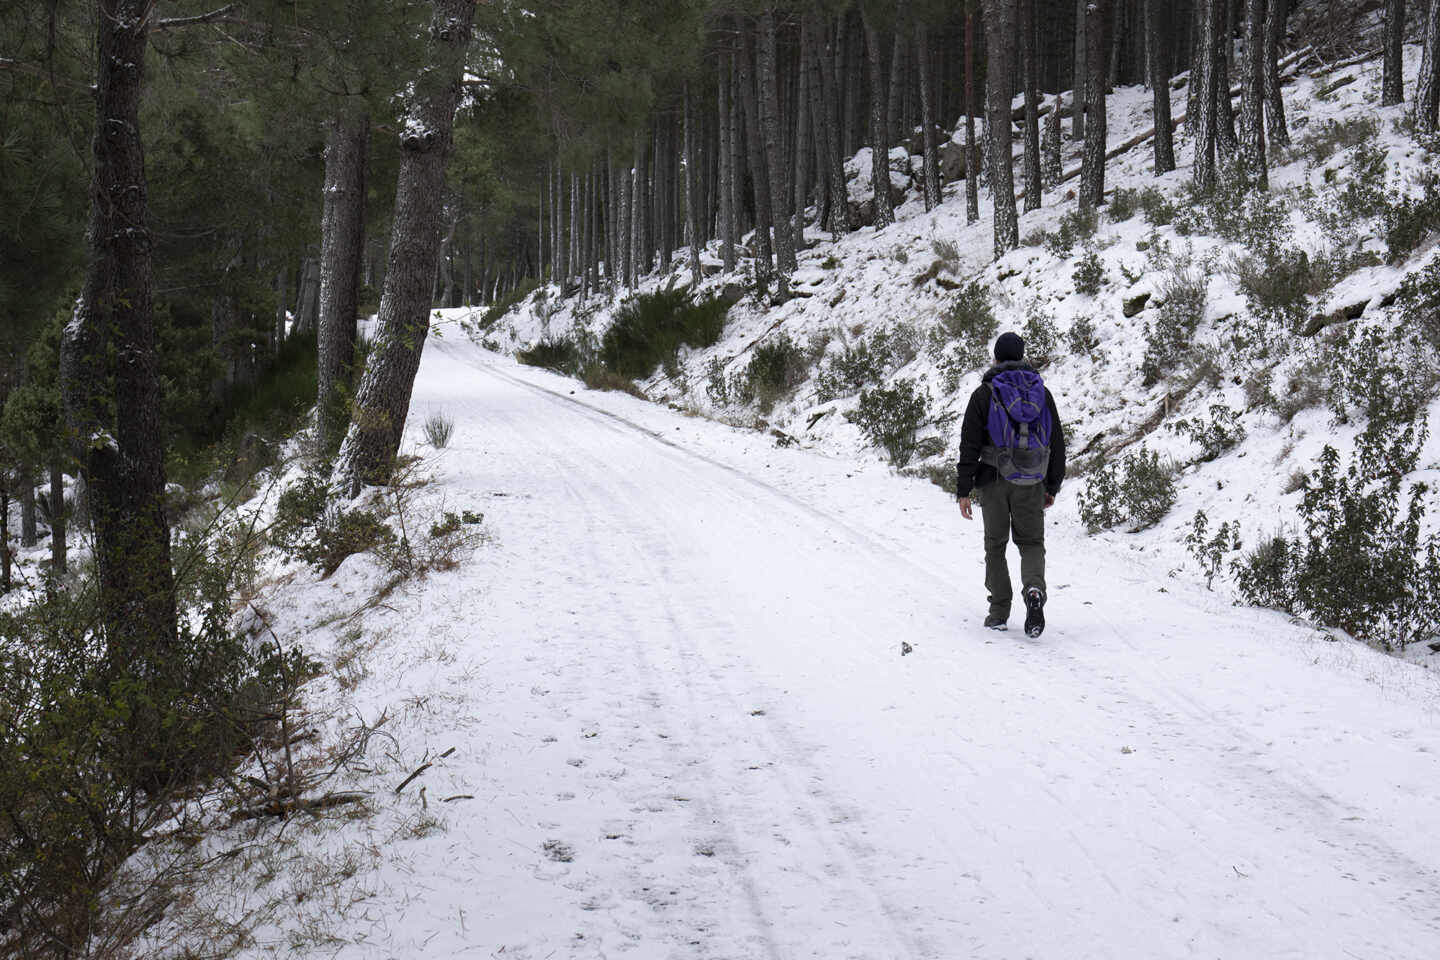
[45,40,1435,960]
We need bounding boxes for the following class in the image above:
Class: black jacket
[955,361,1066,497]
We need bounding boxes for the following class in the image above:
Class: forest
[3,0,1440,954]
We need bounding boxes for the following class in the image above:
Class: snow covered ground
[140,332,1440,958]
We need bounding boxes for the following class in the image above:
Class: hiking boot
[984,612,1008,631]
[1023,587,1046,638]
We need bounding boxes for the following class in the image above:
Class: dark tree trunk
[1080,0,1110,209]
[916,21,941,211]
[1073,0,1088,140]
[793,30,812,245]
[1240,0,1268,188]
[718,58,737,272]
[333,0,476,497]
[1264,0,1290,146]
[888,3,908,143]
[273,266,288,349]
[1384,0,1409,107]
[49,464,66,575]
[815,17,852,234]
[317,114,369,456]
[295,257,321,335]
[1020,0,1043,212]
[1193,0,1221,189]
[982,0,1019,256]
[737,18,776,285]
[758,9,796,285]
[1216,4,1239,159]
[20,478,37,548]
[1,487,9,593]
[863,7,895,230]
[1187,0,1205,135]
[1417,0,1440,133]
[1148,0,1176,173]
[60,0,177,662]
[965,9,980,224]
[684,82,703,290]
[1043,91,1063,184]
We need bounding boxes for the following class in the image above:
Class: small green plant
[516,337,585,375]
[817,330,896,402]
[1171,403,1246,462]
[1296,115,1381,166]
[741,334,810,412]
[1022,309,1060,367]
[422,411,454,448]
[1073,249,1105,296]
[600,287,728,380]
[1078,447,1178,533]
[891,245,911,264]
[821,255,841,269]
[1382,174,1440,264]
[1141,265,1207,386]
[926,280,997,367]
[1066,315,1098,356]
[1231,426,1440,651]
[931,237,961,264]
[845,378,932,467]
[1185,510,1242,589]
[1395,257,1440,350]
[1043,206,1099,257]
[270,474,396,576]
[1137,186,1178,226]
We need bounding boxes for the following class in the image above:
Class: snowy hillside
[473,44,1440,663]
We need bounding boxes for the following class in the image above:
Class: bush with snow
[846,378,932,468]
[1078,447,1178,533]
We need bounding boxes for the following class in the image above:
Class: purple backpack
[981,369,1053,485]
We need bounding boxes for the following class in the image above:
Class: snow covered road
[287,332,1440,959]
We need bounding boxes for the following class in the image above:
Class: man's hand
[958,496,973,520]
[1044,493,1056,509]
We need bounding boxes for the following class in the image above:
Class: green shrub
[846,378,932,467]
[931,237,961,264]
[1066,315,1098,356]
[818,330,896,402]
[1324,326,1436,425]
[599,287,728,380]
[1232,428,1440,651]
[1171,403,1247,462]
[1234,246,1315,332]
[1395,257,1440,350]
[1073,249,1105,296]
[1297,115,1381,166]
[422,411,454,448]
[1382,174,1440,264]
[925,281,998,383]
[1136,186,1178,226]
[580,363,648,399]
[1022,309,1061,367]
[270,474,396,576]
[741,334,810,412]
[1141,266,1207,386]
[1078,447,1178,532]
[517,337,585,375]
[1043,206,1099,257]
[1185,509,1243,589]
[1107,187,1142,222]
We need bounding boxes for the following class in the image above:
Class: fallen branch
[395,761,432,795]
[230,791,369,822]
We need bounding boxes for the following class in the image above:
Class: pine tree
[981,0,1019,256]
[1417,0,1440,133]
[1147,0,1176,173]
[1239,0,1268,189]
[1263,0,1290,147]
[317,115,370,456]
[1079,0,1110,209]
[1383,0,1408,107]
[334,0,478,496]
[863,6,895,229]
[1020,0,1043,212]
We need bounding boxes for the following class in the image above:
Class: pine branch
[152,4,236,31]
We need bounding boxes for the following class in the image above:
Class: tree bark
[333,0,476,497]
[684,82,703,290]
[718,58,737,272]
[1193,0,1221,189]
[1417,0,1440,133]
[1239,0,1268,188]
[793,27,813,245]
[916,20,941,211]
[1216,2,1239,159]
[295,257,321,335]
[1148,0,1176,173]
[1384,0,1408,107]
[60,0,177,661]
[863,7,895,230]
[317,114,369,456]
[1263,0,1290,146]
[982,0,1019,256]
[758,9,796,285]
[737,17,776,285]
[1073,0,1088,140]
[965,9,980,224]
[815,17,852,234]
[1080,0,1110,209]
[1020,0,1043,212]
[19,476,37,548]
[49,463,65,575]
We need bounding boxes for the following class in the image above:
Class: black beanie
[994,331,1024,363]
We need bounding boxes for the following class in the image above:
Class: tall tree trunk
[1239,0,1268,188]
[1080,0,1110,209]
[1148,0,1176,173]
[916,21,941,211]
[965,9,980,224]
[19,477,37,548]
[1384,0,1409,107]
[295,257,321,334]
[758,9,796,286]
[49,464,65,575]
[273,265,288,349]
[1193,0,1221,189]
[815,17,852,234]
[1216,4,1239,159]
[1263,0,1290,146]
[718,58,737,272]
[1020,0,1043,212]
[888,2,909,143]
[60,0,177,663]
[1187,0,1205,136]
[1043,91,1063,184]
[684,82,703,290]
[863,7,895,229]
[317,114,369,457]
[333,0,477,497]
[1,487,9,594]
[737,17,776,286]
[1417,0,1440,133]
[793,29,813,245]
[1073,0,1088,140]
[982,0,1019,256]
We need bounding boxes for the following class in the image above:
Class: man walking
[956,332,1066,637]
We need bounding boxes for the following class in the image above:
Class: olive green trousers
[978,479,1046,618]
